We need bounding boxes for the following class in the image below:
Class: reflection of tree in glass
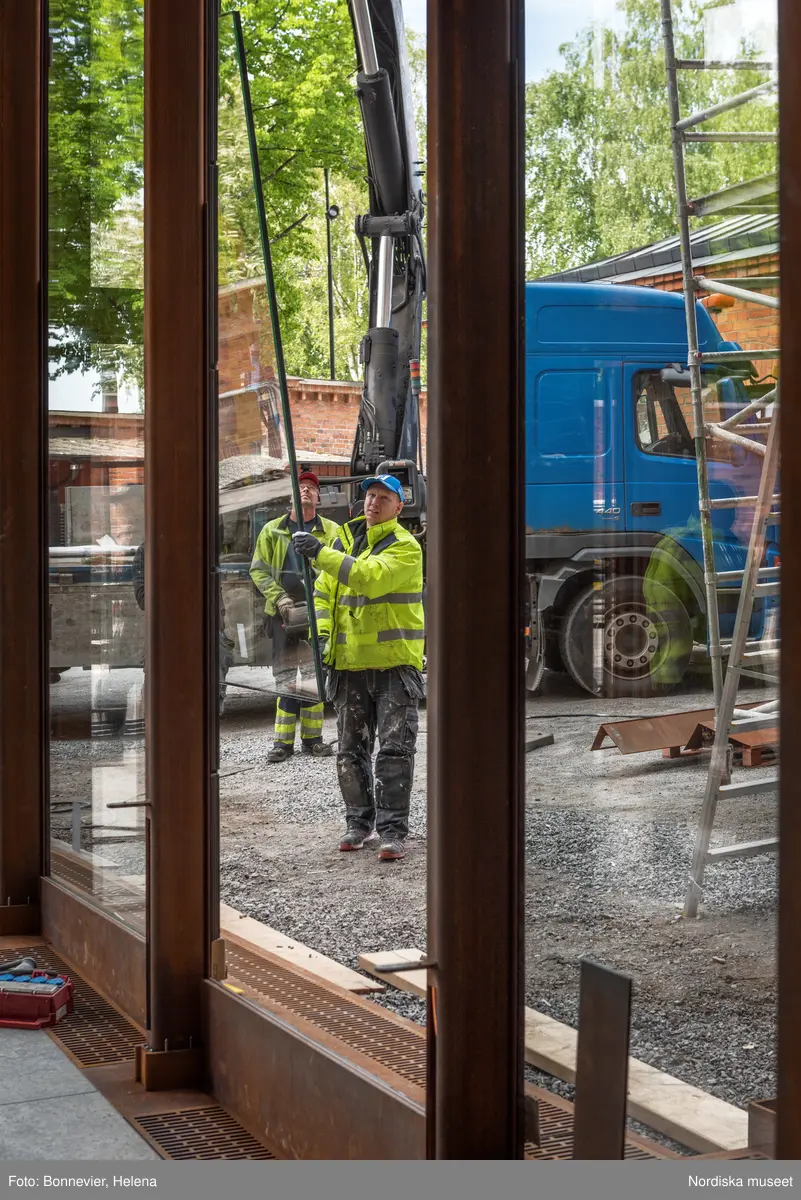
[525,0,778,279]
[220,2,366,377]
[49,0,144,386]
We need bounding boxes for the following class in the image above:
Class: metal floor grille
[11,944,143,1066]
[134,1106,275,1160]
[226,943,427,1089]
[525,1097,658,1160]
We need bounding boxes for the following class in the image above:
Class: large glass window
[47,0,146,931]
[524,0,779,1159]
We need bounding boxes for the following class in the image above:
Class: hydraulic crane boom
[347,0,426,515]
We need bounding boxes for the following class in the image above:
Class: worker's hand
[277,593,294,619]
[317,637,330,663]
[292,530,323,559]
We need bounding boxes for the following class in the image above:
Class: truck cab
[525,282,778,696]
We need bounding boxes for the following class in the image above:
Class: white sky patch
[704,0,777,63]
[402,0,626,82]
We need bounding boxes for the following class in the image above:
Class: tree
[525,0,777,279]
[48,0,145,389]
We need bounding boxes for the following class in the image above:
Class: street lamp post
[324,168,339,381]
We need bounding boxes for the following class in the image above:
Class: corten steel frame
[143,0,215,1069]
[0,0,46,934]
[778,0,801,1162]
[426,0,526,1159]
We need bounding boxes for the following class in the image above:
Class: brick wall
[639,252,780,382]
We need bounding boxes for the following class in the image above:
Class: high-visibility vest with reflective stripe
[314,516,424,671]
[250,512,340,615]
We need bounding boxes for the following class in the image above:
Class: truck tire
[524,652,545,694]
[559,574,693,698]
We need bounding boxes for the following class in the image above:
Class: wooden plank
[361,948,748,1152]
[357,948,427,997]
[220,904,383,995]
[524,1008,748,1154]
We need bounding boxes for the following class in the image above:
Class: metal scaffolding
[660,0,780,916]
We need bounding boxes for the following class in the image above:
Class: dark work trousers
[333,668,419,839]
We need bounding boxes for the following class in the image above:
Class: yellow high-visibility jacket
[250,512,340,616]
[313,515,424,671]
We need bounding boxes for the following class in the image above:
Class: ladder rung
[684,132,778,143]
[709,494,780,510]
[754,582,780,597]
[707,837,778,862]
[715,567,780,582]
[731,715,779,733]
[675,60,776,71]
[742,650,781,666]
[676,81,777,133]
[719,778,779,799]
[698,349,781,364]
[739,668,780,684]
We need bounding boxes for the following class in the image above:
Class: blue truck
[523,280,778,697]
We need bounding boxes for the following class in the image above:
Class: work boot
[267,744,294,764]
[338,828,378,852]
[378,837,406,862]
[301,740,333,758]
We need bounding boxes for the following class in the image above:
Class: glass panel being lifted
[217,12,323,709]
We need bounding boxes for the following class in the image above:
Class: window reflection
[47,0,146,931]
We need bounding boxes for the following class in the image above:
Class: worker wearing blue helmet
[292,474,425,862]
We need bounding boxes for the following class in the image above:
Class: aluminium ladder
[660,0,780,916]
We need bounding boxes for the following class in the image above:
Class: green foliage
[49,0,144,389]
[525,0,777,279]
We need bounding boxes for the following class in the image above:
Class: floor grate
[525,1098,658,1160]
[10,944,143,1067]
[226,943,428,1089]
[134,1106,275,1160]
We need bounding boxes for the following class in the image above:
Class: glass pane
[217,13,323,712]
[524,0,778,1158]
[47,0,146,932]
[214,4,428,1038]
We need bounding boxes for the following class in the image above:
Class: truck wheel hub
[604,610,657,674]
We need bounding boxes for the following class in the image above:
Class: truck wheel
[524,652,545,694]
[559,574,693,698]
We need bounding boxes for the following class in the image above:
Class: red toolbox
[0,971,74,1029]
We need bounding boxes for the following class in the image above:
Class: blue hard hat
[361,474,405,501]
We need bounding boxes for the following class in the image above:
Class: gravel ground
[49,662,779,1141]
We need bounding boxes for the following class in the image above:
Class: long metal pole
[325,168,336,380]
[661,0,724,707]
[233,13,324,702]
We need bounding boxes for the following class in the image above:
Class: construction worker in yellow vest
[250,471,339,762]
[293,475,425,861]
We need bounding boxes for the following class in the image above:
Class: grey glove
[292,530,323,559]
[277,593,294,619]
[317,637,330,663]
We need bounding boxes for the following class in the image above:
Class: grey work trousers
[332,668,419,839]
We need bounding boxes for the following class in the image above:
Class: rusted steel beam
[573,960,632,1160]
[204,980,425,1159]
[427,0,526,1159]
[0,0,46,927]
[144,0,213,1063]
[778,0,801,1161]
